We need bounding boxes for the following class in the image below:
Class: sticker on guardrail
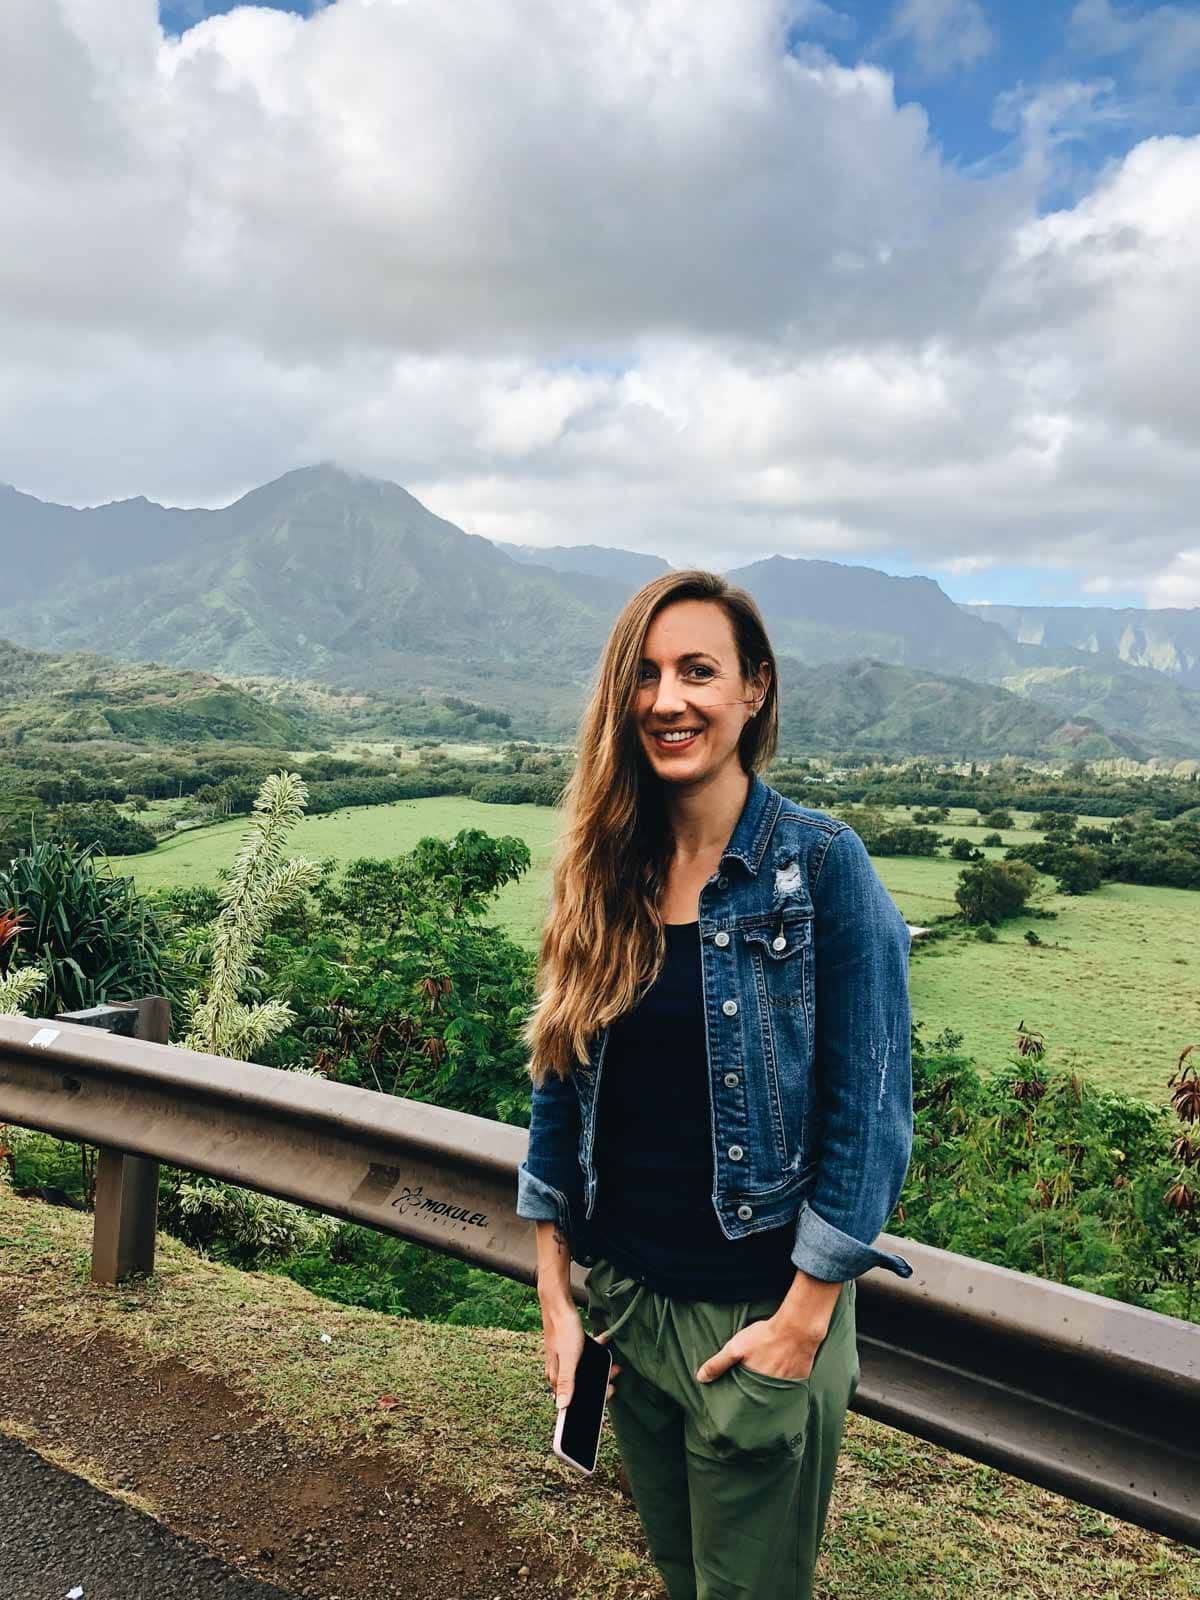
[28,1027,60,1048]
[389,1181,489,1231]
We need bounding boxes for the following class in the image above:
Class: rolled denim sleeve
[515,1062,583,1238]
[791,823,914,1282]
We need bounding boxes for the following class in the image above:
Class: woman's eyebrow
[639,651,720,665]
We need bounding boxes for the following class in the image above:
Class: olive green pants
[585,1256,859,1600]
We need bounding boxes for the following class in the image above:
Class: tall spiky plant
[181,772,321,1060]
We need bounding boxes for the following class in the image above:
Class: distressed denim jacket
[515,770,915,1283]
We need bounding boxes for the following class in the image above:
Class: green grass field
[112,797,1198,1102]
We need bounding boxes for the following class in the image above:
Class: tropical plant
[0,841,176,1015]
[1163,1045,1200,1319]
[179,771,321,1059]
[0,909,46,1186]
[0,909,45,1016]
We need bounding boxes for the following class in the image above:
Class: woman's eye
[638,665,714,681]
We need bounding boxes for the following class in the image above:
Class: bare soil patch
[0,1300,597,1600]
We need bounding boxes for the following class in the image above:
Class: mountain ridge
[1,462,1196,757]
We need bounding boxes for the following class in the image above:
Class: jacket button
[736,1203,754,1221]
[723,1072,739,1087]
[717,874,729,889]
[721,999,738,1016]
[728,1144,744,1161]
[714,930,730,947]
[772,934,787,951]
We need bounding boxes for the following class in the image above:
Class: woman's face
[633,599,768,786]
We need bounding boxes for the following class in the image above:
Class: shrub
[52,799,157,857]
[1036,810,1078,837]
[0,840,178,1015]
[982,831,1004,847]
[954,858,1038,925]
[1052,845,1105,897]
[981,809,1015,830]
[948,836,983,862]
[974,923,998,942]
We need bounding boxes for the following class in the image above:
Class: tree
[52,799,157,857]
[1052,846,1105,896]
[981,809,1014,830]
[948,837,983,862]
[955,859,1038,925]
[1036,810,1077,838]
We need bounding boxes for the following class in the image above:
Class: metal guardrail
[2,1008,1199,1548]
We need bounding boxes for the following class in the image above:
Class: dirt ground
[0,1291,606,1600]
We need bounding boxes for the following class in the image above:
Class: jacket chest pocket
[741,915,812,1014]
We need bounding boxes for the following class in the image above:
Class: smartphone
[552,1332,614,1475]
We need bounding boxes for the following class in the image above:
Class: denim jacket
[515,770,915,1282]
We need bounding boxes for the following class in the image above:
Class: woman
[516,569,913,1600]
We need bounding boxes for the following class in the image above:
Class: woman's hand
[694,1275,841,1384]
[540,1302,624,1407]
[542,1298,586,1408]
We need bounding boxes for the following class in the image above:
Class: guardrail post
[57,997,171,1286]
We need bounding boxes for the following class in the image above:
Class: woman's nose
[652,675,689,714]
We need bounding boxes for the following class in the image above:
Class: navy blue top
[587,920,797,1302]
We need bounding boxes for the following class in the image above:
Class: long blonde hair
[523,569,779,1085]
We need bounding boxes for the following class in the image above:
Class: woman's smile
[651,726,704,751]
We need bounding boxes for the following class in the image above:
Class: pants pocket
[702,1361,813,1458]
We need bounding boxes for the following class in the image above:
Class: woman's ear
[751,659,772,710]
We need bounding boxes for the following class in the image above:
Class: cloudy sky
[3,1,1199,606]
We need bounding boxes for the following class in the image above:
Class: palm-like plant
[0,842,176,1015]
[180,771,321,1060]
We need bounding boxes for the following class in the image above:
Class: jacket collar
[719,769,783,878]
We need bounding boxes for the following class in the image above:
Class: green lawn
[112,797,1199,1102]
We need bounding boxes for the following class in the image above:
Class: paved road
[0,1432,302,1600]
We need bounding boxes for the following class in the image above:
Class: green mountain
[962,603,1200,689]
[729,555,1021,678]
[996,662,1200,761]
[496,541,672,588]
[0,467,624,720]
[776,658,1142,761]
[0,639,306,746]
[0,463,1194,758]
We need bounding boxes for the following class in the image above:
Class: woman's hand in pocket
[695,1315,820,1384]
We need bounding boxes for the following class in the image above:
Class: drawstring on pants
[595,1268,672,1349]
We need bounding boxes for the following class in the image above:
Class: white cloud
[1070,0,1200,88]
[884,0,994,78]
[0,0,1197,611]
[1145,551,1200,609]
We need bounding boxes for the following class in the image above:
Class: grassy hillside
[0,639,307,747]
[777,658,1140,761]
[3,1187,1196,1598]
[111,795,1200,1099]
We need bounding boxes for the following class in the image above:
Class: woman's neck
[663,764,750,868]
